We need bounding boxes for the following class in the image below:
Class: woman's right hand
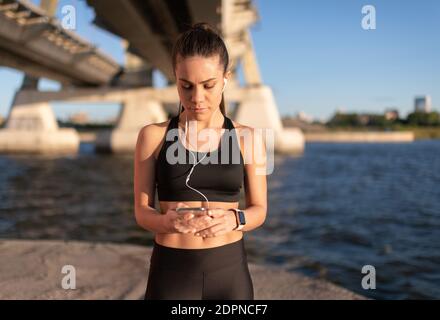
[163,202,197,234]
[163,202,213,234]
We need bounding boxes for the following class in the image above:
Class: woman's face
[175,54,227,120]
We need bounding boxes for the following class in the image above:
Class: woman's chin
[188,109,211,118]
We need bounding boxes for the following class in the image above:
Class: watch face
[238,210,246,225]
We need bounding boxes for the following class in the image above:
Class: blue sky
[0,0,438,122]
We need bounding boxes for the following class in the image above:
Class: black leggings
[144,238,254,300]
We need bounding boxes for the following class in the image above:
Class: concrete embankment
[0,239,366,300]
[304,131,414,142]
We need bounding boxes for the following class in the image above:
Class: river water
[1,140,439,299]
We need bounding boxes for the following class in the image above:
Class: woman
[134,22,267,300]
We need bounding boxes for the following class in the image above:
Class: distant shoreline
[324,127,440,140]
[282,118,440,141]
[304,131,415,143]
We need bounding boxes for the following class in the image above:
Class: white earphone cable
[184,112,210,208]
[180,78,227,210]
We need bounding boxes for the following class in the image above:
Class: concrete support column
[95,95,167,153]
[0,91,79,154]
[234,85,304,154]
[241,30,262,86]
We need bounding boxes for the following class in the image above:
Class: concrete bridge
[0,0,304,154]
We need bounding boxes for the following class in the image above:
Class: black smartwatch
[230,208,246,230]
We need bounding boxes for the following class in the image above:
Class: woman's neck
[178,109,224,132]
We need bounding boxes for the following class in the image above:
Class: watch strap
[229,208,244,231]
[228,208,241,230]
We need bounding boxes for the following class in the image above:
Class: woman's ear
[224,70,231,81]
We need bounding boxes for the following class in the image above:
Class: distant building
[414,95,432,113]
[68,111,89,124]
[358,114,370,126]
[314,117,327,124]
[384,108,399,121]
[335,107,346,114]
[296,111,314,123]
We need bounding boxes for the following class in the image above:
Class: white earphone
[222,78,228,93]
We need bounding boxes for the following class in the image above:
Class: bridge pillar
[95,95,167,153]
[0,92,79,154]
[234,85,304,154]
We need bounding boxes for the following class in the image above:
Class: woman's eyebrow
[178,77,217,84]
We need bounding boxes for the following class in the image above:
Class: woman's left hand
[194,208,237,238]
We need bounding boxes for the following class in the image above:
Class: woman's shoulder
[229,119,266,155]
[229,119,256,137]
[136,118,173,157]
[138,118,171,139]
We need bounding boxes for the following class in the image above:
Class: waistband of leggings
[150,238,247,272]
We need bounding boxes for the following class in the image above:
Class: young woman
[134,22,267,300]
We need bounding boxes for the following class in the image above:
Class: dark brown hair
[172,22,229,115]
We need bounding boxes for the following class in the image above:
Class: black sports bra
[155,114,245,202]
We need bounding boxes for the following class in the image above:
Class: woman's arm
[133,124,170,234]
[240,127,268,232]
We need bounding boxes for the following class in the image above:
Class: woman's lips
[191,108,207,112]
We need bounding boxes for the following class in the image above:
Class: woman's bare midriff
[155,200,243,249]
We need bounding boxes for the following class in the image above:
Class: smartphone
[175,207,208,216]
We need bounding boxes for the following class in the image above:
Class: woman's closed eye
[181,83,216,90]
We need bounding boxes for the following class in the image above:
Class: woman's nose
[191,87,204,104]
